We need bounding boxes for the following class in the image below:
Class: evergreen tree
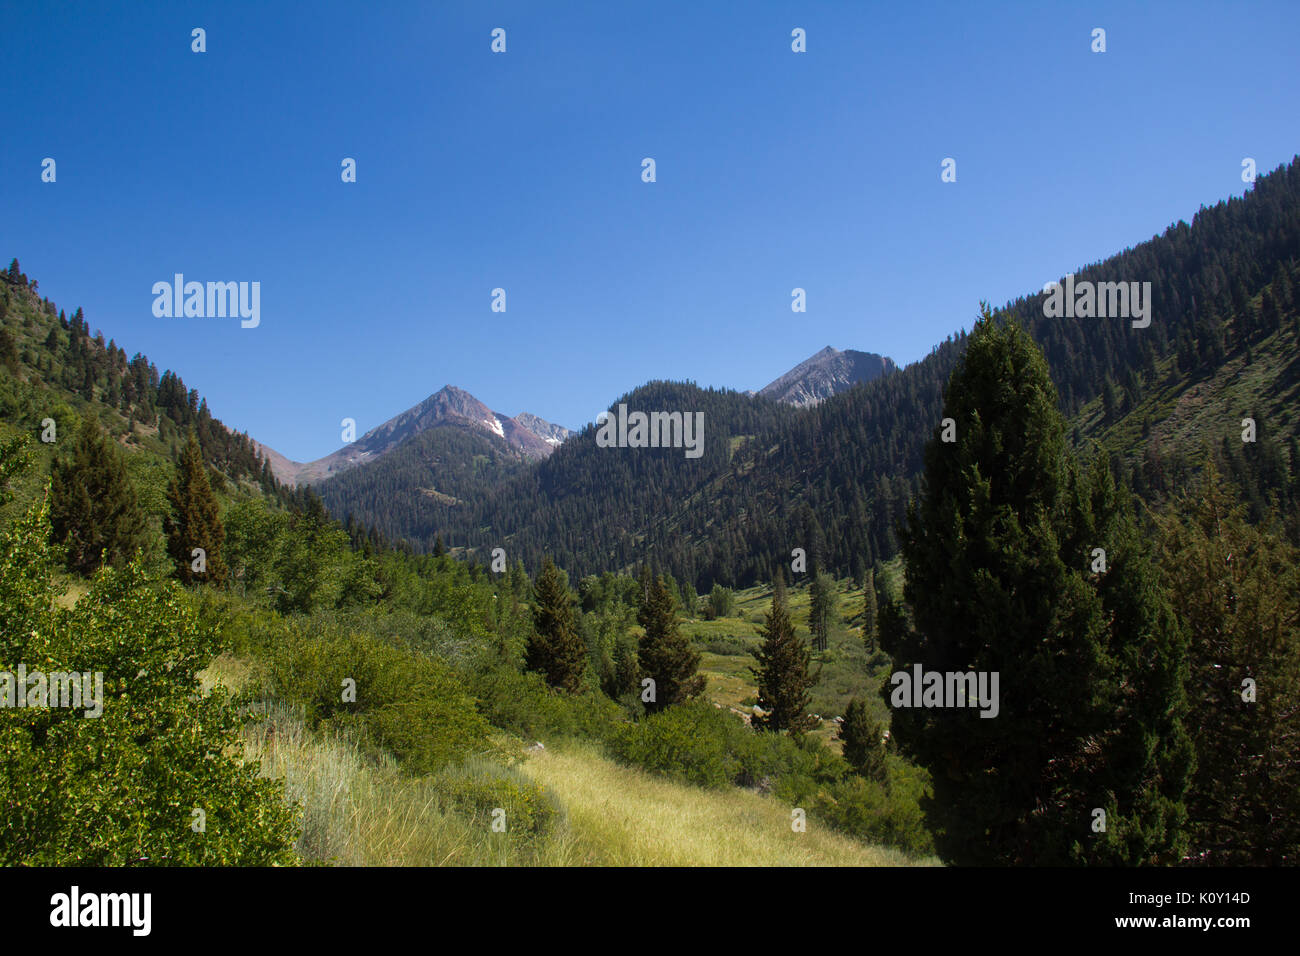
[681,581,699,619]
[164,431,229,586]
[891,307,1190,865]
[50,417,146,575]
[772,565,788,606]
[839,696,888,783]
[861,567,878,654]
[636,573,704,713]
[526,557,587,693]
[751,579,815,734]
[808,571,834,652]
[1157,464,1300,864]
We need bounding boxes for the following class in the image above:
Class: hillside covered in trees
[314,159,1300,592]
[3,208,1297,868]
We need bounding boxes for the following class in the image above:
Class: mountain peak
[258,385,570,485]
[758,347,897,407]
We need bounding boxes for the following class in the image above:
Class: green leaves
[0,452,299,864]
[265,625,496,777]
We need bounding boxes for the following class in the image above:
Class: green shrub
[434,758,563,840]
[812,757,935,857]
[607,700,746,788]
[265,626,494,776]
[749,732,849,799]
[698,633,754,656]
[468,664,622,742]
[0,484,299,865]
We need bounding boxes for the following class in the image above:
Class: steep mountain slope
[0,264,282,505]
[359,157,1300,587]
[317,381,799,554]
[757,346,897,406]
[515,412,573,447]
[263,385,568,486]
[312,422,536,540]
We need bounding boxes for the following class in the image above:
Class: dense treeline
[315,423,534,548]
[322,157,1300,590]
[882,310,1299,865]
[0,262,282,498]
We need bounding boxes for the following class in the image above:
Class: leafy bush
[469,664,622,742]
[812,757,935,857]
[703,584,736,620]
[434,757,563,840]
[0,473,299,865]
[698,632,754,656]
[606,700,749,788]
[264,626,494,776]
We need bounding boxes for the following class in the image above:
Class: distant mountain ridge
[756,346,897,406]
[257,385,572,486]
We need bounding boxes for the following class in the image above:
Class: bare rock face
[757,346,897,407]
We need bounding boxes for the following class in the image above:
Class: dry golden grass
[240,703,579,866]
[209,654,924,867]
[519,742,927,867]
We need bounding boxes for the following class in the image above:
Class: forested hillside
[317,158,1300,589]
[0,261,286,508]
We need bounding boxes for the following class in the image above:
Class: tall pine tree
[888,307,1190,865]
[637,573,704,713]
[751,578,815,734]
[164,431,228,586]
[861,567,878,654]
[50,417,145,575]
[526,557,587,693]
[808,571,834,653]
[1157,464,1300,864]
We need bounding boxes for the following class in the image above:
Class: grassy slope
[205,654,921,866]
[519,743,925,866]
[1079,319,1300,460]
[685,570,900,751]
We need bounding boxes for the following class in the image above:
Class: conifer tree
[891,306,1190,865]
[861,567,878,654]
[839,696,888,783]
[1157,464,1300,864]
[50,417,146,575]
[164,431,228,586]
[526,557,587,693]
[637,573,704,713]
[751,579,815,734]
[808,571,834,652]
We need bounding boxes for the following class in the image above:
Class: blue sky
[3,0,1298,462]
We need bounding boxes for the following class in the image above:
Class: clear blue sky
[3,0,1298,462]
